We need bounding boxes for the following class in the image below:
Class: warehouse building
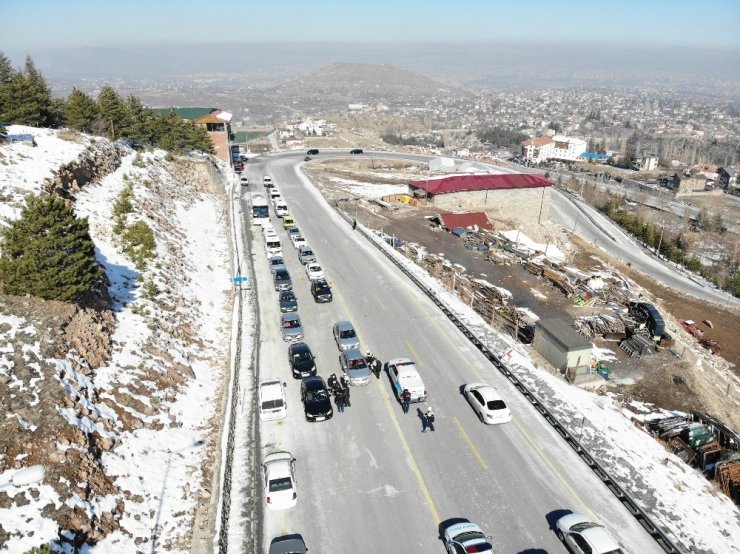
[408,173,551,228]
[533,318,592,382]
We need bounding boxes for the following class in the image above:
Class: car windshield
[487,400,507,411]
[269,477,293,492]
[453,531,486,543]
[307,390,328,402]
[284,320,300,328]
[271,259,284,266]
[293,352,311,362]
[571,522,600,532]
[463,542,493,553]
[282,293,295,302]
[261,399,284,410]
[340,329,356,339]
[302,250,313,256]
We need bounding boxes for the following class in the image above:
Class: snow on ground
[591,345,618,362]
[326,176,409,198]
[365,226,740,554]
[0,126,90,223]
[0,129,232,551]
[500,229,566,264]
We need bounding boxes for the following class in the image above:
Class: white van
[275,203,289,218]
[265,236,283,258]
[263,176,273,187]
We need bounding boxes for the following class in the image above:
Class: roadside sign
[232,276,251,290]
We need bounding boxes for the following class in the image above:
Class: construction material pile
[575,314,626,338]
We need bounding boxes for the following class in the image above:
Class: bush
[0,194,102,301]
[121,220,155,270]
[112,184,134,218]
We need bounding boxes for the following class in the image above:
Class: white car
[443,521,494,554]
[262,451,297,510]
[263,175,273,186]
[259,378,287,421]
[271,194,283,207]
[291,235,307,249]
[269,188,281,202]
[464,383,511,424]
[387,358,427,403]
[305,262,324,281]
[556,513,625,554]
[275,203,289,217]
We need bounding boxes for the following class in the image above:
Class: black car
[304,156,311,161]
[279,290,298,313]
[311,279,333,303]
[301,376,333,421]
[289,342,317,378]
[306,148,319,155]
[350,148,364,155]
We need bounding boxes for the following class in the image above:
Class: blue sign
[232,276,250,283]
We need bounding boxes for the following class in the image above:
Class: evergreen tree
[0,194,103,301]
[0,51,12,84]
[64,87,98,132]
[124,95,154,143]
[96,85,129,139]
[0,55,54,127]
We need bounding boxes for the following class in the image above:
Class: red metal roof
[439,212,492,230]
[410,174,551,195]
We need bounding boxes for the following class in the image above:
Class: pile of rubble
[640,412,740,505]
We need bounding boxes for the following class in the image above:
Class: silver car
[268,255,286,274]
[281,313,304,342]
[297,245,316,265]
[333,320,360,351]
[339,348,371,385]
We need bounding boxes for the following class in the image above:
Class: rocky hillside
[0,129,232,552]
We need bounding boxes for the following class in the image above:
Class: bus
[252,194,270,226]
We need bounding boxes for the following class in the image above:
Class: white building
[521,135,587,163]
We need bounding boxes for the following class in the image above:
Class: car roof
[281,312,300,322]
[335,320,353,331]
[302,375,325,389]
[290,342,310,353]
[274,268,289,277]
[580,526,621,552]
[280,290,295,298]
[269,256,284,263]
[469,383,503,402]
[298,245,312,252]
[260,380,284,400]
[343,348,364,360]
[269,538,306,554]
[446,521,484,538]
[388,357,414,366]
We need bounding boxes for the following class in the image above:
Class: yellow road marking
[376,376,441,524]
[404,340,424,367]
[454,417,488,470]
[372,293,386,311]
[512,417,596,520]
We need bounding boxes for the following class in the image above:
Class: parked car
[269,537,307,554]
[268,255,286,274]
[350,148,364,155]
[387,358,427,403]
[301,376,333,421]
[263,176,273,187]
[290,234,306,248]
[279,290,298,313]
[262,451,297,510]
[283,216,297,230]
[333,320,360,351]
[287,227,301,238]
[258,378,287,421]
[281,312,304,342]
[311,279,333,303]
[297,245,316,265]
[556,513,624,554]
[304,262,324,281]
[443,521,494,554]
[463,383,511,424]
[239,154,248,163]
[288,342,317,378]
[273,268,292,291]
[306,148,319,155]
[339,348,371,386]
[275,203,289,218]
[240,176,249,186]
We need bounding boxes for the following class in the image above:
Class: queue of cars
[253,170,624,554]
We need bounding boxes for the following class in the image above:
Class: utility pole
[656,228,664,258]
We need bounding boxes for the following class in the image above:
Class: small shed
[533,318,592,381]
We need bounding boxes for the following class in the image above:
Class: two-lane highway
[239,152,666,553]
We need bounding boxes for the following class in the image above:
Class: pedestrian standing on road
[422,407,435,432]
[352,219,357,230]
[340,372,350,389]
[342,380,351,407]
[328,373,339,392]
[401,389,411,414]
[335,389,345,413]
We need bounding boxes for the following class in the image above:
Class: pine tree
[0,51,12,84]
[0,194,103,301]
[0,55,54,127]
[96,85,129,139]
[124,95,154,143]
[64,87,98,132]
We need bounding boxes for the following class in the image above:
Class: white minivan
[275,203,289,217]
[265,235,283,258]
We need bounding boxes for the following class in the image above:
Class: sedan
[443,521,494,554]
[287,227,301,238]
[279,290,298,313]
[281,312,304,342]
[463,383,511,424]
[291,235,307,249]
[301,376,333,422]
[305,262,324,281]
[262,451,297,511]
[273,268,292,291]
[259,378,287,421]
[288,342,317,378]
[311,279,333,303]
[297,245,316,265]
[269,537,307,554]
[333,320,360,351]
[556,513,625,554]
[387,358,427,403]
[268,255,285,274]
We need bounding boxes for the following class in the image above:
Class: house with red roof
[409,173,551,228]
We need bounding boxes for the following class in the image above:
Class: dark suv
[301,376,333,422]
[311,279,333,303]
[350,148,363,155]
[306,148,319,155]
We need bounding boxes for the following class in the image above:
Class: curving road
[238,152,666,553]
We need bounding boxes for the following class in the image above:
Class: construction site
[302,156,740,507]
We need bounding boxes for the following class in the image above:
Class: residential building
[521,135,587,162]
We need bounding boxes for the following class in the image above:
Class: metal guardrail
[338,207,683,554]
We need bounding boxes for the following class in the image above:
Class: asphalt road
[237,151,667,554]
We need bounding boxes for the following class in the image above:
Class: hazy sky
[1,0,739,51]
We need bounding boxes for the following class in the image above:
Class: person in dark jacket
[401,389,411,414]
[422,407,435,432]
[335,388,345,413]
[328,373,339,392]
[342,380,351,407]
